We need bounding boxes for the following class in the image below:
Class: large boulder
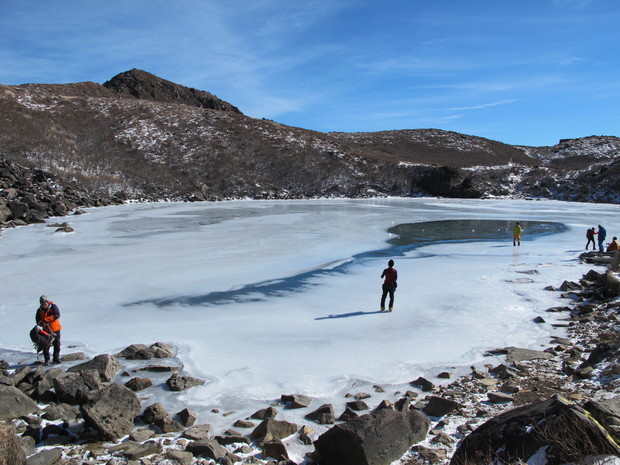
[262,438,289,461]
[67,354,121,382]
[53,370,104,405]
[450,395,620,465]
[0,423,26,465]
[185,438,227,461]
[0,385,39,421]
[142,402,183,433]
[115,344,154,360]
[81,384,140,441]
[281,393,312,408]
[150,341,176,358]
[314,407,431,465]
[422,396,463,418]
[115,342,175,360]
[305,404,336,424]
[251,419,298,446]
[166,372,205,391]
[7,200,28,220]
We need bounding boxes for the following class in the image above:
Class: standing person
[597,225,607,252]
[513,222,522,246]
[586,227,596,250]
[607,237,619,252]
[35,295,62,365]
[380,259,398,312]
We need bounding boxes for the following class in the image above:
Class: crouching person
[35,295,62,365]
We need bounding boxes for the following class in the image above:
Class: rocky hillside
[0,69,618,204]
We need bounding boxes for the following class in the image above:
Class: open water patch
[385,219,567,248]
[126,219,568,308]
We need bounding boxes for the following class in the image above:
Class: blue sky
[1,0,618,146]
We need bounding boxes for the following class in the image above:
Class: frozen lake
[1,197,618,452]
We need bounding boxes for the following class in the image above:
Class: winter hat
[39,295,49,304]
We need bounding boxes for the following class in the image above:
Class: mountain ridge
[1,69,619,204]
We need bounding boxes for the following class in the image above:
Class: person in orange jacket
[35,295,62,365]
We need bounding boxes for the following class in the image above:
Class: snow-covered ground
[1,198,619,462]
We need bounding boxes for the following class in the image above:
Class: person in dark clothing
[380,259,398,312]
[35,295,62,365]
[597,225,607,252]
[586,227,596,250]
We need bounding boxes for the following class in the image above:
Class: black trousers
[43,330,61,363]
[381,283,395,308]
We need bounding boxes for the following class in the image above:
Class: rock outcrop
[103,68,242,113]
[450,395,620,465]
[0,158,122,230]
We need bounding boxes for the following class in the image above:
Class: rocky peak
[102,68,242,113]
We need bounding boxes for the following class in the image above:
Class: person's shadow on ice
[314,310,384,320]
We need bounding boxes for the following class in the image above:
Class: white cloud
[449,99,518,111]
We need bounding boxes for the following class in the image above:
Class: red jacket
[382,267,398,285]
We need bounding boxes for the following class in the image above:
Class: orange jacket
[36,302,62,332]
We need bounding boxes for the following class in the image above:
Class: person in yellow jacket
[513,222,522,246]
[607,237,619,252]
[35,295,62,365]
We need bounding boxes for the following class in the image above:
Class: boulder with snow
[81,384,140,441]
[314,407,430,465]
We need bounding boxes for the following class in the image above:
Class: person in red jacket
[35,295,62,365]
[380,259,398,312]
[586,227,596,250]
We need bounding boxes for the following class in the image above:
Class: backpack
[29,326,55,353]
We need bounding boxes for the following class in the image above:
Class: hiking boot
[380,306,385,311]
[389,307,393,311]
[53,360,61,365]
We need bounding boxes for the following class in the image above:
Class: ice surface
[1,198,619,460]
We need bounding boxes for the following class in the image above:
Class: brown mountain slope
[0,70,619,203]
